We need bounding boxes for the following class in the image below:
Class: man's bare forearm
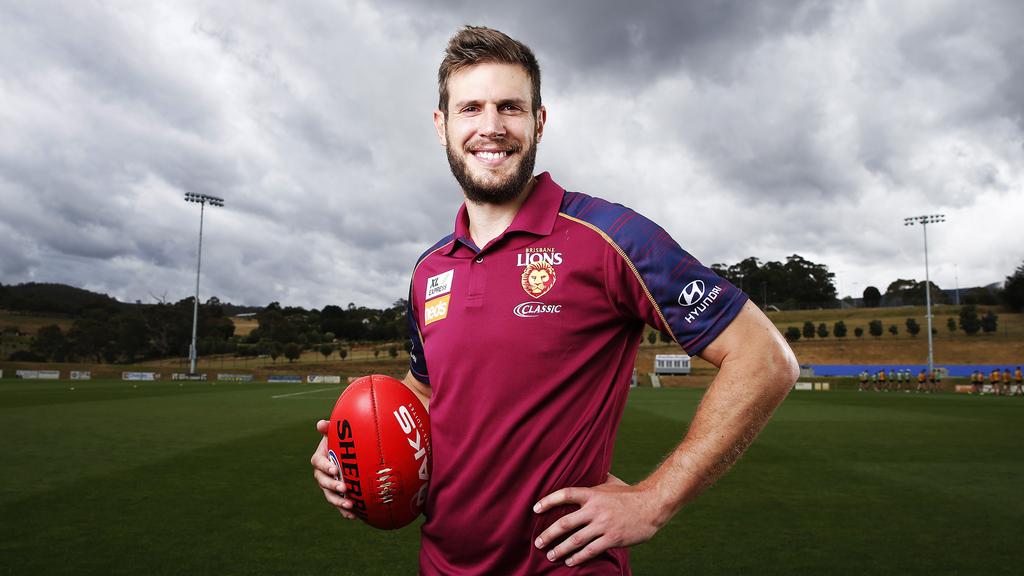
[639,305,798,523]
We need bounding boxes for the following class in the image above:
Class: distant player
[858,370,869,392]
[916,368,927,393]
[990,368,1002,396]
[1002,369,1012,396]
[933,368,943,393]
[971,370,981,395]
[871,370,879,391]
[887,369,896,392]
[1015,366,1023,396]
[878,369,888,392]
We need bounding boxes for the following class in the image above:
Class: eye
[460,105,479,114]
[500,104,523,113]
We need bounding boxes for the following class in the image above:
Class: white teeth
[475,151,507,160]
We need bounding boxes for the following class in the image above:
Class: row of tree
[782,305,1000,342]
[708,257,1024,311]
[1,293,412,364]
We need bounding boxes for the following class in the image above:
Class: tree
[269,341,283,363]
[981,311,999,334]
[319,344,333,361]
[31,324,68,362]
[646,331,657,345]
[833,320,847,338]
[816,323,829,338]
[888,324,898,337]
[854,327,864,338]
[284,342,301,362]
[1004,261,1024,312]
[906,318,921,337]
[863,286,882,308]
[784,327,801,342]
[802,321,815,339]
[659,331,672,343]
[388,344,399,359]
[711,254,836,309]
[868,320,883,337]
[959,305,980,335]
[339,347,348,361]
[885,279,948,306]
[946,317,956,333]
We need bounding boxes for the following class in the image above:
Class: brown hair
[438,26,542,116]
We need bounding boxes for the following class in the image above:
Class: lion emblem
[521,261,556,298]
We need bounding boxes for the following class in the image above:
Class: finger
[316,419,329,434]
[565,534,616,567]
[544,524,602,563]
[321,486,353,510]
[311,454,338,479]
[314,469,346,495]
[535,509,589,550]
[534,487,587,514]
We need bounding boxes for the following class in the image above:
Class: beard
[446,134,538,205]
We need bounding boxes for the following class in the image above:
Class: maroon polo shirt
[407,173,746,574]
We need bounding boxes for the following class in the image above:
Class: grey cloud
[1,0,1021,308]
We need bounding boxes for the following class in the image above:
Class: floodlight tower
[904,214,945,379]
[184,192,224,374]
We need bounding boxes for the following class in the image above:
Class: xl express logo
[424,269,455,326]
[678,279,723,324]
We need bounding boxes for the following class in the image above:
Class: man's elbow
[768,340,800,394]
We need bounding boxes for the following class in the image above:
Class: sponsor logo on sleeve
[424,294,451,325]
[425,269,454,300]
[678,280,705,306]
[679,279,723,324]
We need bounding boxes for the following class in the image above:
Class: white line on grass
[271,386,339,399]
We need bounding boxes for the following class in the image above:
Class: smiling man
[312,25,799,574]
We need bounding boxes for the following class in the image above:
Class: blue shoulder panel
[560,192,747,356]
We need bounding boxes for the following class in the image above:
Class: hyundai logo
[678,280,705,306]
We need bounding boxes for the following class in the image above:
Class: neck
[464,177,536,249]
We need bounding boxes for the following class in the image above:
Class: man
[1014,366,1022,396]
[311,26,798,574]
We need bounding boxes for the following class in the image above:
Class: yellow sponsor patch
[424,294,451,325]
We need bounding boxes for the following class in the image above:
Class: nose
[478,105,505,138]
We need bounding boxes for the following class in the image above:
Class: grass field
[2,378,1022,574]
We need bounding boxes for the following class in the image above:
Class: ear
[433,109,448,146]
[534,106,547,143]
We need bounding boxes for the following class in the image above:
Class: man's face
[434,63,546,205]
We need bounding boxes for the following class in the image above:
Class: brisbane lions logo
[521,261,556,298]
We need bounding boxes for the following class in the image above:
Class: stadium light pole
[184,192,224,374]
[904,214,945,379]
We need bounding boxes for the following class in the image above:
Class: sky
[1,0,1022,309]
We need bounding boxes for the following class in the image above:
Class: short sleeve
[559,192,747,356]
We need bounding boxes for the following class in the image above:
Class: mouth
[473,150,510,161]
[468,144,518,166]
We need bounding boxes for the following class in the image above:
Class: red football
[327,374,431,530]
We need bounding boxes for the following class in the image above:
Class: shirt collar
[444,172,564,255]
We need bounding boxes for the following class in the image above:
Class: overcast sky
[1,0,1022,309]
